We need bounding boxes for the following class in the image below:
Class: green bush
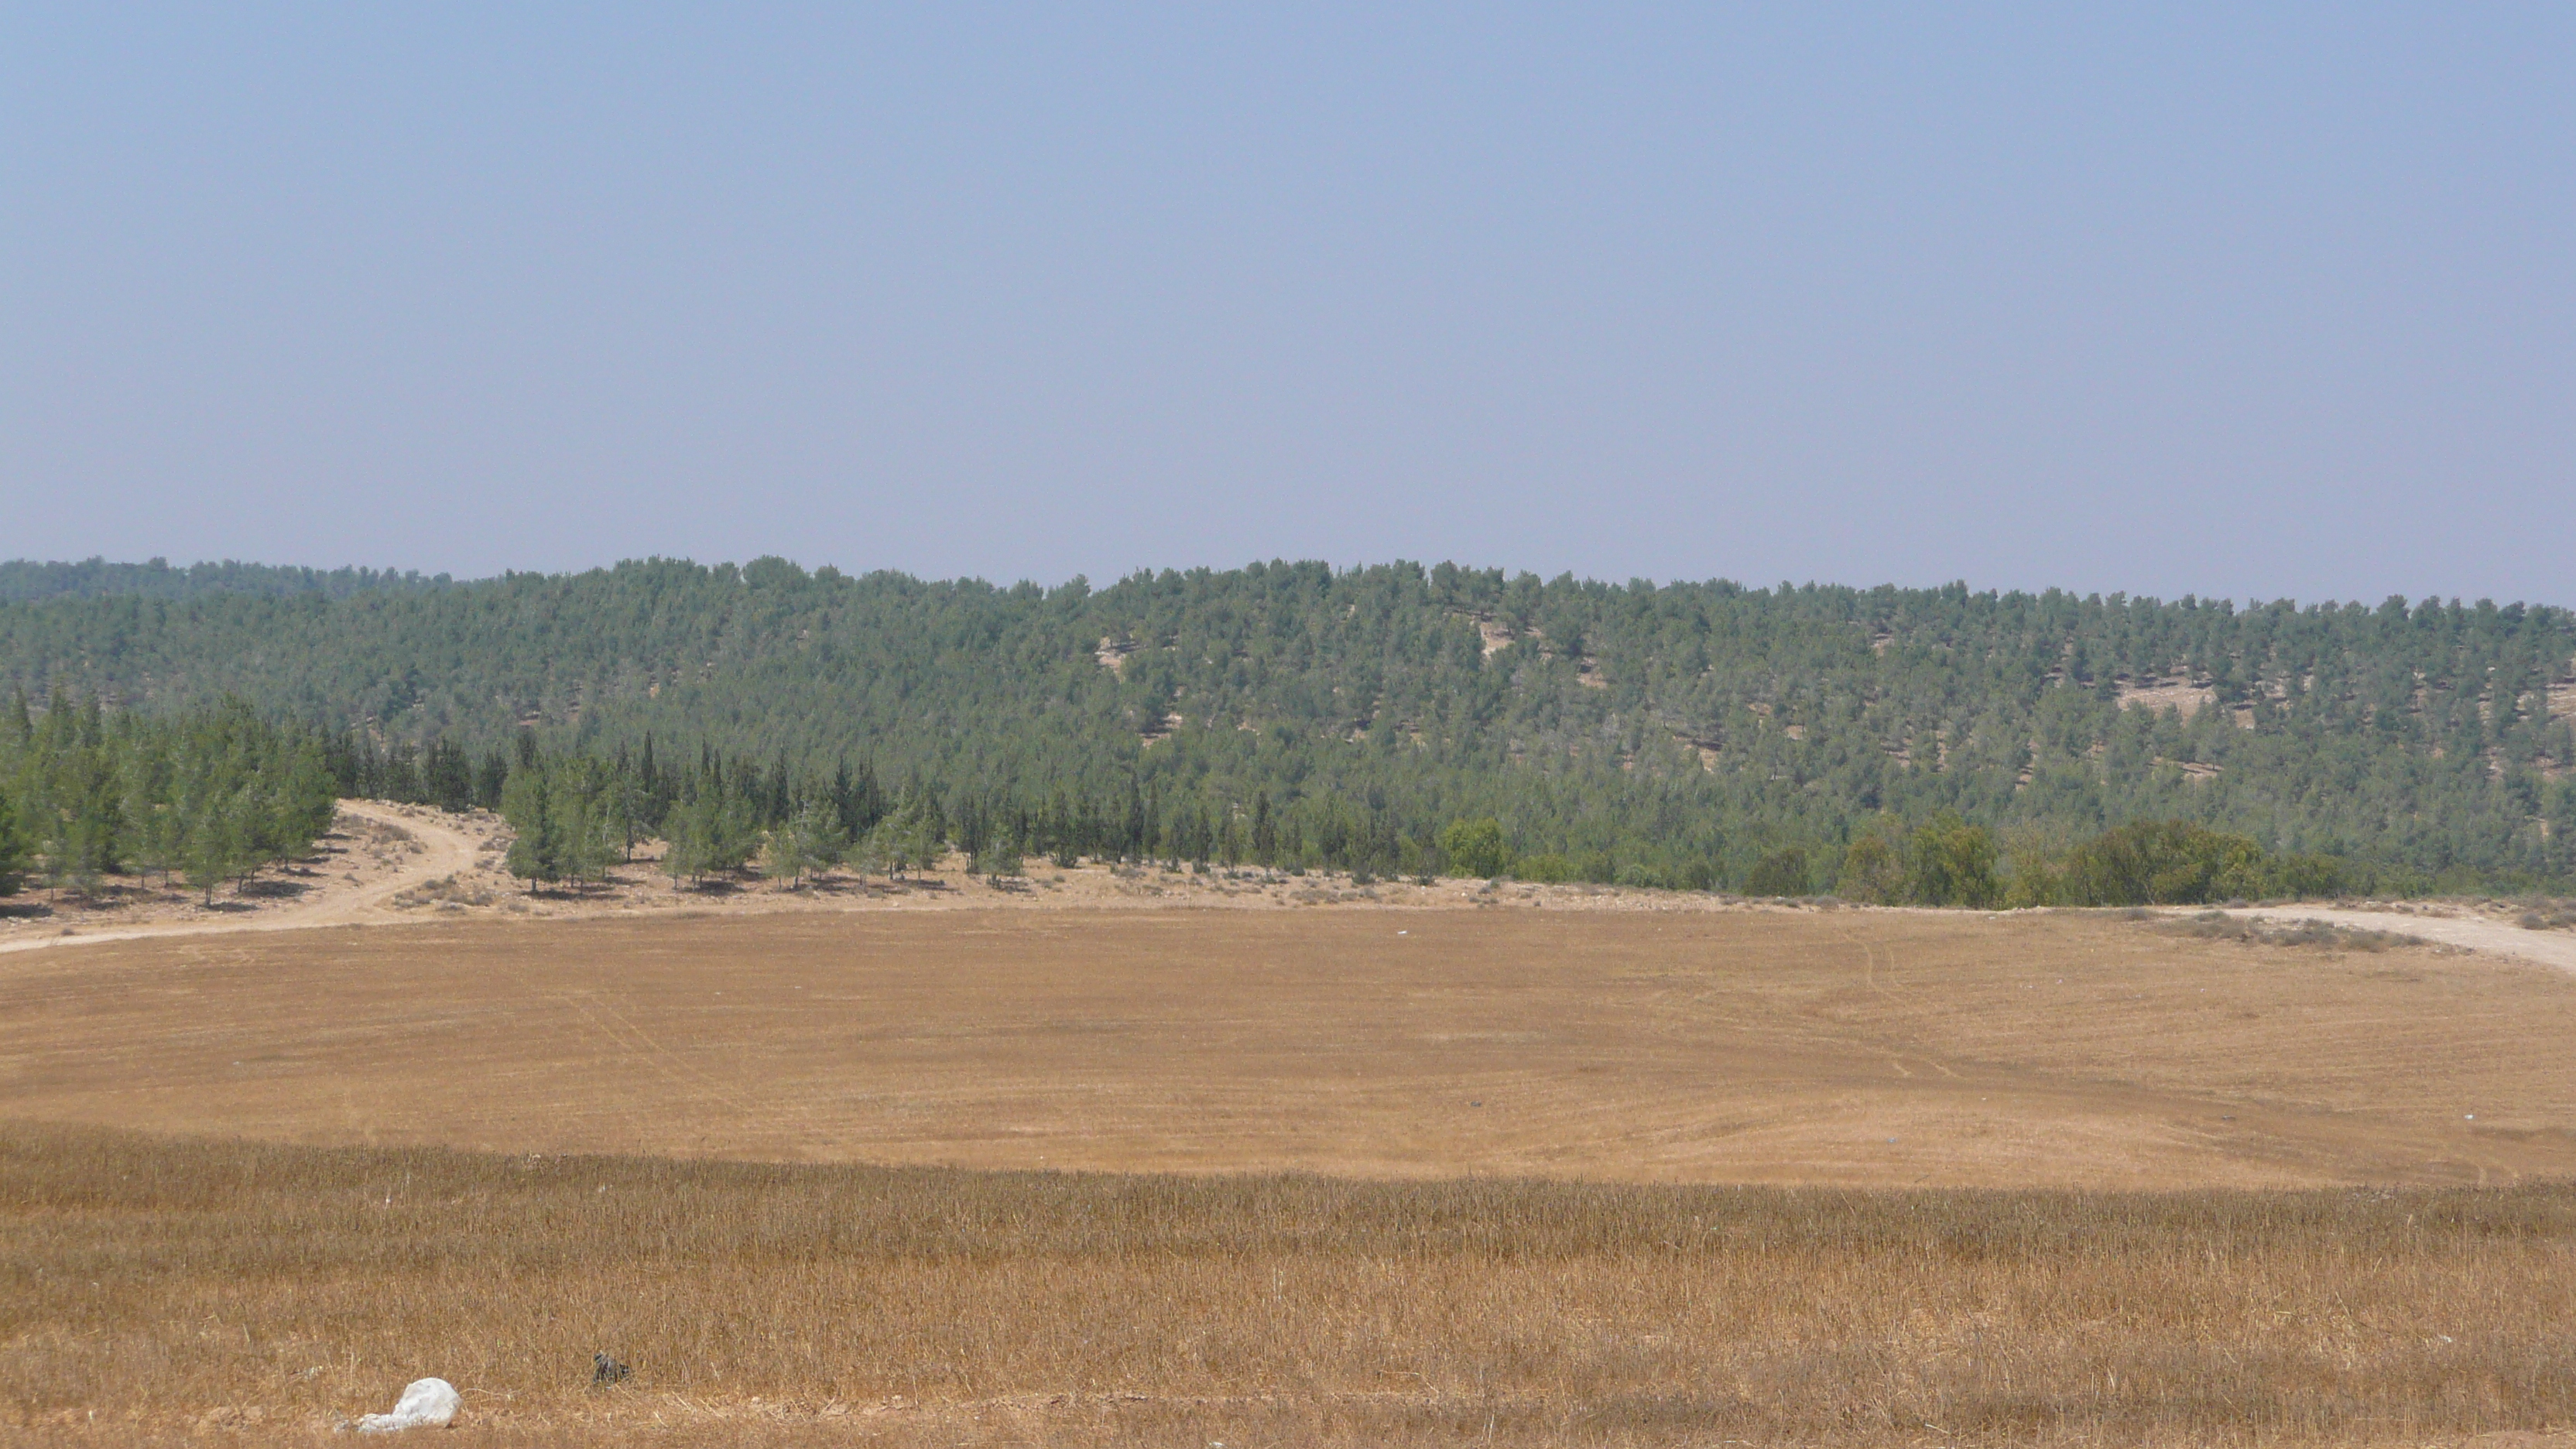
[2061,820,2266,906]
[1744,846,1812,898]
[1907,816,2002,908]
[1837,834,1903,903]
[1514,852,1576,883]
[1435,817,1511,879]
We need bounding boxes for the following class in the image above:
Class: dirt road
[0,800,486,957]
[2201,905,2576,975]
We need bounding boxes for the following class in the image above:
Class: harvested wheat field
[2,908,2572,1187]
[7,1126,2576,1447]
[5,907,2576,1444]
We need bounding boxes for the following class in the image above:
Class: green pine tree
[500,769,557,888]
[0,785,24,896]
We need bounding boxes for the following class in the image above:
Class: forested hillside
[2,557,2571,893]
[0,557,447,605]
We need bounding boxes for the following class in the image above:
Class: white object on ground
[354,1378,460,1432]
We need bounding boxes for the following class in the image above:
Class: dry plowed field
[5,906,2572,1188]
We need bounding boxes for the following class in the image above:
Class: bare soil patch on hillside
[5,908,2571,1189]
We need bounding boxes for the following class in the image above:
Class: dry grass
[2513,899,2576,933]
[5,1124,2574,1446]
[2158,909,2435,954]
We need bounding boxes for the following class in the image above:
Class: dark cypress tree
[474,748,510,810]
[0,783,24,895]
[830,757,857,839]
[764,748,792,828]
[317,724,361,796]
[638,733,670,826]
[832,756,888,838]
[384,744,423,803]
[423,737,474,812]
[354,732,382,800]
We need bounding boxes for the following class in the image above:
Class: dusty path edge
[2186,904,2576,975]
[0,800,483,958]
[5,804,2573,979]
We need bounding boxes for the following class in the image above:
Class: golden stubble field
[5,906,2576,1445]
[3,907,2571,1187]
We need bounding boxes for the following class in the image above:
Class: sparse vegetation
[388,872,498,912]
[2157,909,2431,953]
[2514,896,2576,930]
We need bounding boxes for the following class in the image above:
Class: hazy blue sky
[5,6,2569,604]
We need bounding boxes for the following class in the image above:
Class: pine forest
[0,557,2570,902]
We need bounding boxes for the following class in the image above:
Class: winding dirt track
[0,801,484,957]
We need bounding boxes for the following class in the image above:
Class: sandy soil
[0,801,490,955]
[5,906,2572,1190]
[2197,902,2576,975]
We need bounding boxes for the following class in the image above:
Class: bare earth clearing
[0,801,473,954]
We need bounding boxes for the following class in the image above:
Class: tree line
[1734,816,2349,908]
[0,687,2431,909]
[410,730,1416,890]
[3,557,2571,894]
[420,730,2369,908]
[0,691,339,903]
[0,557,448,605]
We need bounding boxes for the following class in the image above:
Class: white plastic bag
[354,1377,460,1433]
